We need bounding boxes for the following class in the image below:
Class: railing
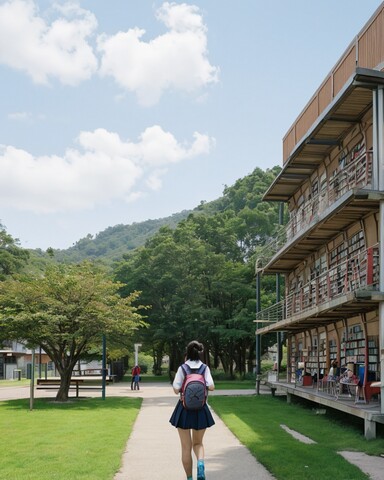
[256,151,373,270]
[255,245,379,326]
[287,151,372,241]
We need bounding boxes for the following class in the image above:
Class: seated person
[340,366,358,384]
[328,361,338,381]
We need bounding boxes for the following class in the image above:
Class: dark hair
[186,340,204,361]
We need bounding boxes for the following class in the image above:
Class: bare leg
[192,429,206,461]
[177,428,193,477]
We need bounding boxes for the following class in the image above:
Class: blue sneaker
[197,461,205,480]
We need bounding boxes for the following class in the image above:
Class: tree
[0,223,29,279]
[113,166,284,376]
[0,262,146,401]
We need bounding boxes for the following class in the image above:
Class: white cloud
[146,169,167,191]
[8,111,31,121]
[0,0,98,85]
[98,2,219,106]
[7,111,46,122]
[0,1,219,102]
[0,126,215,213]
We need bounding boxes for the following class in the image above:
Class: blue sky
[0,0,383,250]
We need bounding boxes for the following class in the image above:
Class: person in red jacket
[131,365,141,390]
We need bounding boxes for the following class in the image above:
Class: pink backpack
[181,363,207,410]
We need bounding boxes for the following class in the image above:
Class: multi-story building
[256,3,384,439]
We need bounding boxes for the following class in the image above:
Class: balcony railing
[256,244,379,326]
[257,150,373,271]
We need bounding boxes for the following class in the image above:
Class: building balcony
[256,245,384,334]
[286,150,372,241]
[256,151,379,273]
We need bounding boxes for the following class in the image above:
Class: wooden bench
[36,377,108,397]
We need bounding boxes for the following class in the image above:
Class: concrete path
[114,389,275,480]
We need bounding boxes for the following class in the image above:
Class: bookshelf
[304,342,326,377]
[367,336,380,380]
[341,324,364,365]
[318,341,326,375]
[329,339,337,364]
[341,325,379,381]
[305,346,317,375]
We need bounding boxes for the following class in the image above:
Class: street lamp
[134,343,142,366]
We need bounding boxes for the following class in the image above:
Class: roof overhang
[263,189,384,274]
[264,68,384,202]
[256,290,384,334]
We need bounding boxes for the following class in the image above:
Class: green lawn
[209,395,384,480]
[0,397,141,480]
[214,379,255,390]
[0,378,30,387]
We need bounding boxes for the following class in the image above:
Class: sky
[1,0,383,250]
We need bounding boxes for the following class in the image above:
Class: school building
[255,3,384,439]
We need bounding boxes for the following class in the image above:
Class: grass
[0,396,141,480]
[214,379,255,390]
[0,378,30,387]
[209,395,384,480]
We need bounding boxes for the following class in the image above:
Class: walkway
[113,385,275,480]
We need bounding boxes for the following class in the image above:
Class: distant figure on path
[169,340,215,480]
[131,365,141,390]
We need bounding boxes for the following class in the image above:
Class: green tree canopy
[0,223,29,280]
[114,167,284,376]
[0,262,146,401]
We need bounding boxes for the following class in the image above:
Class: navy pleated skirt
[169,400,215,430]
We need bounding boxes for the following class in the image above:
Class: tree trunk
[55,369,73,401]
[152,344,164,375]
[169,342,183,381]
[247,342,255,373]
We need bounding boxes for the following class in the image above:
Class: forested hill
[44,211,191,264]
[29,165,281,266]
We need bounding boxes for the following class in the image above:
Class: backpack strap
[180,364,189,395]
[181,363,206,376]
[181,363,192,376]
[180,363,207,394]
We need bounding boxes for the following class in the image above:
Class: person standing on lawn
[169,340,215,480]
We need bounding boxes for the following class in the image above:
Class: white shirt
[172,359,214,391]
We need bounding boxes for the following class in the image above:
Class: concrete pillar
[364,418,376,440]
[286,392,292,404]
[373,87,384,414]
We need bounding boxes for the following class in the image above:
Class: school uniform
[169,359,215,430]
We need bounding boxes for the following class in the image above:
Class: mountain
[46,211,192,265]
[26,166,281,269]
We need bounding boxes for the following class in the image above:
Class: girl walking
[169,340,215,480]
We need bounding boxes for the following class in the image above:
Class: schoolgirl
[169,340,215,480]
